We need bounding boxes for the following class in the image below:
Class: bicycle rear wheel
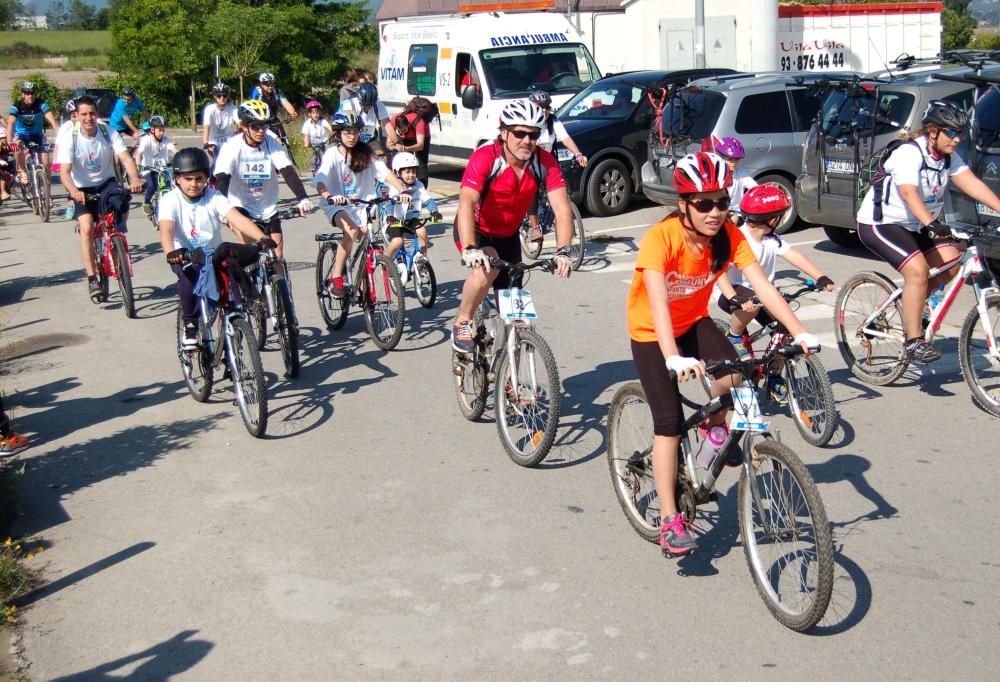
[364,253,405,350]
[91,236,109,302]
[834,271,908,385]
[315,243,349,330]
[784,354,839,446]
[110,234,135,318]
[35,167,50,223]
[28,169,40,215]
[494,328,561,467]
[569,203,586,271]
[228,317,268,438]
[519,219,544,260]
[248,287,268,350]
[606,382,660,543]
[176,309,213,402]
[958,292,1000,417]
[738,438,833,632]
[412,258,437,308]
[272,276,300,379]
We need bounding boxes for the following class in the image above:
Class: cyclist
[159,147,275,350]
[108,86,147,142]
[56,95,143,303]
[314,111,411,299]
[214,100,314,260]
[385,151,443,262]
[0,129,11,202]
[626,151,818,556]
[301,100,332,175]
[202,83,239,157]
[703,135,757,207]
[249,72,297,146]
[451,99,574,353]
[134,115,177,218]
[856,99,1000,364]
[355,82,392,143]
[6,81,58,188]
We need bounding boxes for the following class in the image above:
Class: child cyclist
[703,136,757,207]
[626,151,819,556]
[158,147,275,349]
[301,100,332,175]
[134,115,177,218]
[384,151,443,261]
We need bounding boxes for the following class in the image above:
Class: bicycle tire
[249,288,268,350]
[272,276,300,379]
[28,168,40,215]
[834,271,908,385]
[176,309,213,402]
[606,382,661,543]
[16,176,31,209]
[110,234,135,319]
[364,253,405,351]
[35,167,50,223]
[228,317,268,438]
[737,438,834,632]
[91,236,109,302]
[519,220,544,260]
[315,243,349,330]
[785,354,839,446]
[958,292,1000,418]
[569,202,586,271]
[494,328,561,467]
[412,258,437,308]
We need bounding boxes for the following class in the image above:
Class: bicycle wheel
[606,382,660,543]
[737,438,834,632]
[110,234,135,319]
[176,309,213,402]
[834,271,908,385]
[248,287,268,350]
[364,253,405,350]
[958,292,1000,418]
[412,258,437,308]
[569,203,586,270]
[91,236,109,302]
[35,167,50,223]
[784,354,839,446]
[28,168,40,215]
[315,243,349,330]
[494,328,561,467]
[227,317,268,438]
[272,276,300,379]
[519,219,544,260]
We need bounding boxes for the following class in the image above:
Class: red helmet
[672,152,732,194]
[739,183,791,223]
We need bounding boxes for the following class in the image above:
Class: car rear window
[735,91,793,134]
[790,88,826,131]
[660,89,725,140]
[819,89,915,138]
[975,88,1000,151]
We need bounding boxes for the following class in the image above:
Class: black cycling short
[631,317,738,437]
[235,207,282,234]
[452,224,522,289]
[717,284,775,330]
[857,222,949,272]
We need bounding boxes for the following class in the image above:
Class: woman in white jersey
[202,83,239,158]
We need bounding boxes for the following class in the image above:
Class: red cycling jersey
[461,140,566,238]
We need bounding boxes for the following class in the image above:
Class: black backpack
[856,139,950,221]
[477,140,548,208]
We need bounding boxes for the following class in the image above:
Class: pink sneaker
[659,512,697,556]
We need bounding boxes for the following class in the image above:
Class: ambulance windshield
[479,44,600,97]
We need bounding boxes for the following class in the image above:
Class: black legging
[172,242,260,322]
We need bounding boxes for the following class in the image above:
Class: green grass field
[0,30,110,52]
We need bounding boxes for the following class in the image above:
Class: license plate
[824,159,855,175]
[976,202,1000,218]
[729,387,768,432]
[497,287,537,320]
[657,157,673,169]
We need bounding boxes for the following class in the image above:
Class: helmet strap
[680,204,715,240]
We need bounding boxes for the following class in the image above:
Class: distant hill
[28,1,383,18]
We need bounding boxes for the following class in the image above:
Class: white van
[377,11,602,165]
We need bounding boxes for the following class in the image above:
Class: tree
[66,0,97,29]
[943,0,977,50]
[205,1,290,100]
[969,30,1000,50]
[0,1,24,30]
[45,0,66,29]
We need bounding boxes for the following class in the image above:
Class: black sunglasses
[687,196,731,213]
[942,128,963,139]
[508,128,541,141]
[247,122,269,131]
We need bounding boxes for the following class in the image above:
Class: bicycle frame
[196,269,247,369]
[93,212,133,279]
[479,294,540,399]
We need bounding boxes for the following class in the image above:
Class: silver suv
[641,72,854,233]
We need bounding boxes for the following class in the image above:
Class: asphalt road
[1,159,998,679]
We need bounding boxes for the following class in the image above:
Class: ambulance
[377,8,602,165]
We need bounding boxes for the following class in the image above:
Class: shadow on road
[50,629,213,681]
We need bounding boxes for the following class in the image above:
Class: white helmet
[499,99,546,129]
[258,72,275,84]
[392,152,419,172]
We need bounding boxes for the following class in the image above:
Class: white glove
[553,253,573,276]
[297,198,314,214]
[666,355,703,376]
[793,332,821,351]
[461,247,490,269]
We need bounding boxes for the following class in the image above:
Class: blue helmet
[357,82,378,107]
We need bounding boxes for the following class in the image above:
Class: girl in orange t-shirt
[625,152,819,556]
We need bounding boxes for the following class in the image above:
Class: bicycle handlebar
[665,344,818,381]
[488,256,557,274]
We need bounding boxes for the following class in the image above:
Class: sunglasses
[687,196,731,213]
[214,94,229,99]
[247,122,269,131]
[942,128,963,139]
[508,128,541,141]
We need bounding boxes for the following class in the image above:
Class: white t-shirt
[358,102,389,142]
[315,145,392,223]
[214,130,293,220]
[712,225,790,301]
[55,123,127,188]
[538,118,569,154]
[389,180,435,221]
[134,133,175,169]
[856,136,969,229]
[301,118,332,147]
[159,187,234,251]
[202,103,239,146]
[729,167,758,209]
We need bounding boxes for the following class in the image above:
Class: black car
[62,87,117,122]
[555,68,735,216]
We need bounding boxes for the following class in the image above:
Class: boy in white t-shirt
[159,147,273,349]
[384,151,442,262]
[134,115,177,216]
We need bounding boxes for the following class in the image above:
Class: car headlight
[556,148,575,163]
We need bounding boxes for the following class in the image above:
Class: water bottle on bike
[695,425,728,468]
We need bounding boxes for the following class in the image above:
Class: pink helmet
[715,136,745,159]
[305,100,322,110]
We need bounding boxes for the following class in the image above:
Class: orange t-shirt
[627,215,756,342]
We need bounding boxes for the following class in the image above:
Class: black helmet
[357,82,378,107]
[922,99,968,130]
[149,115,166,128]
[171,147,211,176]
[529,90,552,109]
[122,86,136,97]
[212,83,230,96]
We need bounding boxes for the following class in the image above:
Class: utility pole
[694,0,706,68]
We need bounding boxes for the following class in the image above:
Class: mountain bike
[175,246,268,438]
[518,190,586,271]
[84,190,135,319]
[452,258,562,467]
[606,349,834,632]
[314,197,405,350]
[138,160,173,228]
[834,223,1000,417]
[20,141,50,222]
[245,209,301,379]
[711,279,839,446]
[388,214,439,308]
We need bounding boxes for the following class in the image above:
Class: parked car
[796,65,984,247]
[62,87,117,122]
[641,71,857,233]
[555,68,735,216]
[944,68,1000,230]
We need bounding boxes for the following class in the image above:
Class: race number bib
[359,125,376,143]
[240,160,271,180]
[497,288,537,320]
[729,387,768,432]
[404,198,423,221]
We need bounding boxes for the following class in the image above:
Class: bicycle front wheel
[569,203,586,270]
[272,276,300,379]
[35,167,50,223]
[519,220,544,260]
[110,234,135,318]
[228,317,268,438]
[606,382,660,543]
[738,438,834,632]
[176,309,213,402]
[364,253,405,350]
[494,328,561,467]
[958,292,1000,417]
[834,271,908,385]
[28,168,39,215]
[784,354,839,446]
[412,259,437,308]
[315,243,349,330]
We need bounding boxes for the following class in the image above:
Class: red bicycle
[85,191,135,318]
